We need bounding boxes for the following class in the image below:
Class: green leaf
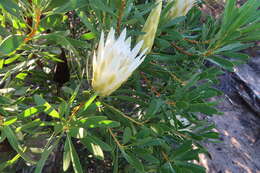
[239,31,260,42]
[174,149,201,161]
[86,135,112,152]
[110,95,147,107]
[0,35,24,56]
[63,137,71,171]
[34,136,60,173]
[172,141,192,158]
[145,99,163,118]
[36,31,79,56]
[67,135,83,173]
[68,127,87,139]
[150,54,183,62]
[176,101,189,110]
[174,161,206,173]
[40,14,63,29]
[0,107,8,116]
[19,106,45,118]
[161,31,183,41]
[123,127,132,144]
[0,59,4,69]
[137,153,160,165]
[0,131,6,143]
[90,0,115,15]
[33,94,60,119]
[188,103,219,115]
[227,0,259,34]
[15,118,42,132]
[0,95,13,104]
[82,93,98,111]
[0,0,22,18]
[133,137,165,147]
[4,54,21,64]
[3,126,36,164]
[79,116,120,128]
[3,116,17,125]
[161,162,176,173]
[162,16,186,29]
[69,84,81,105]
[0,25,11,37]
[59,101,70,119]
[239,22,260,33]
[52,0,88,13]
[81,138,104,160]
[76,10,98,35]
[102,103,132,126]
[67,37,90,49]
[214,43,245,54]
[0,154,20,171]
[222,0,236,30]
[81,32,96,40]
[220,52,249,61]
[200,132,219,139]
[121,149,145,172]
[207,56,234,72]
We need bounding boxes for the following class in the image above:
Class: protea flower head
[166,0,196,20]
[92,28,146,96]
[137,0,162,53]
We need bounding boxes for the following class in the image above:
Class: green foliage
[0,0,259,172]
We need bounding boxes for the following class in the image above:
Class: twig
[183,38,211,44]
[168,71,186,86]
[68,103,84,122]
[171,42,194,56]
[68,93,98,122]
[103,102,144,126]
[149,62,186,85]
[108,128,124,148]
[116,0,126,34]
[166,101,176,106]
[161,151,171,162]
[24,7,41,43]
[140,72,161,97]
[203,49,215,57]
[0,115,3,126]
[172,129,192,139]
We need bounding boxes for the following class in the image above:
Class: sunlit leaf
[0,35,24,56]
[67,135,83,173]
[33,95,60,119]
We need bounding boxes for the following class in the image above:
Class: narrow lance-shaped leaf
[0,153,21,171]
[67,135,83,173]
[63,137,71,171]
[0,35,24,56]
[33,94,61,119]
[34,135,61,173]
[80,138,104,160]
[3,126,36,164]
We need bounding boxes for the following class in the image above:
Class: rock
[233,57,260,116]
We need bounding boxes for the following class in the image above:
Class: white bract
[92,28,146,96]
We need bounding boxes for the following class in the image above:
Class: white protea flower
[166,0,196,20]
[92,28,146,96]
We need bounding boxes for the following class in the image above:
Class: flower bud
[166,0,196,20]
[137,0,162,54]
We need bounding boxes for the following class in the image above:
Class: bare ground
[198,95,260,173]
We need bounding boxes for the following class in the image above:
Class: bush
[0,0,259,172]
